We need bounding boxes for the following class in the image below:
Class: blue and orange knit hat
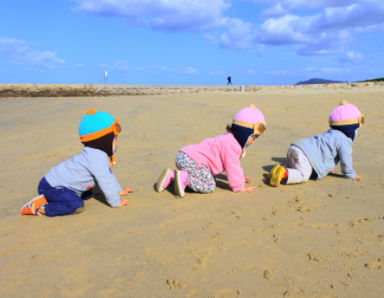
[79,109,121,158]
[79,109,121,142]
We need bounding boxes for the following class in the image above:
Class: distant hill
[359,77,384,83]
[296,78,343,85]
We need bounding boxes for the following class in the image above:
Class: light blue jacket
[294,129,355,179]
[45,147,122,207]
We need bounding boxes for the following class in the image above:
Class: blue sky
[0,0,383,85]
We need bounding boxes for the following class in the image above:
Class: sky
[0,0,383,85]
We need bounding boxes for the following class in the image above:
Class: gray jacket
[45,147,122,207]
[294,129,355,179]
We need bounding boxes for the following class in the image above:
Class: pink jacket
[181,133,245,192]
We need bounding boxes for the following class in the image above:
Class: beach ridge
[1,82,383,97]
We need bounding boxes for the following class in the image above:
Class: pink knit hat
[233,104,266,134]
[329,101,364,126]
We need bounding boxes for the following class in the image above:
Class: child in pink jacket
[155,105,267,197]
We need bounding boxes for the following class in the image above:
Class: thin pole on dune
[104,71,108,84]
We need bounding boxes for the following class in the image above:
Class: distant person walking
[227,75,232,85]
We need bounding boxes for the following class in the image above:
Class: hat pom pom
[86,109,96,115]
[249,104,256,108]
[340,100,348,106]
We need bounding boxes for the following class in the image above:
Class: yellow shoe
[269,164,288,187]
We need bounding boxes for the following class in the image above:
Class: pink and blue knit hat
[329,101,364,141]
[233,104,266,134]
[232,104,266,147]
[329,101,364,127]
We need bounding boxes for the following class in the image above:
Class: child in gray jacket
[20,110,133,216]
[269,101,364,186]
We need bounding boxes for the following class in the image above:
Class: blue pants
[38,178,84,217]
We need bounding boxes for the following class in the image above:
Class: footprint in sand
[231,211,241,219]
[192,257,213,271]
[202,220,213,230]
[378,234,384,245]
[166,278,187,290]
[213,288,241,297]
[288,196,311,213]
[307,253,325,262]
[272,234,281,242]
[348,216,383,227]
[283,287,304,297]
[263,270,272,279]
[364,257,384,270]
[328,192,339,198]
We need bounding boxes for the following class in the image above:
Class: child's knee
[204,185,216,193]
[67,199,84,214]
[198,183,216,193]
[73,206,85,214]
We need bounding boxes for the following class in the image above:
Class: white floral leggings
[175,151,216,193]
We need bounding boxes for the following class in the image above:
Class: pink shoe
[156,168,175,192]
[174,170,188,198]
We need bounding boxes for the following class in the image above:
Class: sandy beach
[0,85,383,297]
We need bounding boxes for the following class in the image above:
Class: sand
[0,87,383,297]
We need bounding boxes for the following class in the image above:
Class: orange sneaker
[20,195,47,215]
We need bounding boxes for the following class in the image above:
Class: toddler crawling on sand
[269,101,363,186]
[156,105,267,197]
[20,110,132,216]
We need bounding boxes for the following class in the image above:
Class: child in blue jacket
[269,101,364,186]
[20,109,133,216]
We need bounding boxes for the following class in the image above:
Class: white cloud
[0,37,28,57]
[257,14,310,45]
[95,61,198,76]
[219,18,255,49]
[74,0,230,31]
[277,0,361,11]
[181,67,198,74]
[26,51,65,68]
[72,64,85,68]
[96,63,109,68]
[208,70,225,76]
[356,23,384,32]
[339,50,363,63]
[262,2,287,18]
[256,1,384,55]
[296,30,352,55]
[203,33,220,46]
[164,65,199,75]
[269,65,346,78]
[310,2,384,31]
[0,37,65,68]
[73,0,384,57]
[113,61,144,72]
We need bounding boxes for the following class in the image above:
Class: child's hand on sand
[354,173,361,181]
[329,168,336,174]
[117,198,129,207]
[241,186,258,193]
[245,176,252,183]
[119,187,133,196]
